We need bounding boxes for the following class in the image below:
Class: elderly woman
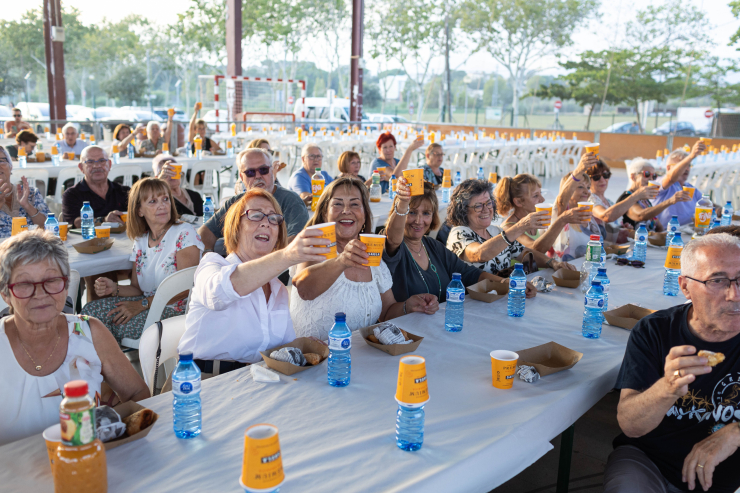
[370,132,424,193]
[447,179,572,275]
[422,143,446,185]
[188,102,222,154]
[179,188,329,374]
[152,155,203,216]
[291,177,438,340]
[0,230,148,446]
[138,114,174,157]
[617,158,691,231]
[111,123,143,157]
[0,146,49,238]
[6,130,50,161]
[81,178,203,342]
[385,178,536,302]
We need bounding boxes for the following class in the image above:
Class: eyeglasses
[591,171,612,181]
[243,165,271,178]
[468,200,494,213]
[13,114,21,118]
[430,152,444,158]
[242,209,284,225]
[616,258,645,268]
[685,275,740,291]
[83,158,108,166]
[306,154,323,161]
[8,277,68,299]
[641,170,657,180]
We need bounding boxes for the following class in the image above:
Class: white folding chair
[186,160,222,205]
[10,169,50,197]
[121,266,197,349]
[67,269,81,313]
[109,164,143,188]
[47,167,84,215]
[138,315,188,395]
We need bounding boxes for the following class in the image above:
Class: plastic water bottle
[593,268,610,311]
[711,218,721,229]
[454,171,462,186]
[172,352,202,439]
[112,149,120,165]
[127,143,135,160]
[328,312,351,387]
[666,215,679,245]
[663,233,683,296]
[633,223,648,263]
[507,264,527,317]
[444,273,465,331]
[396,404,425,452]
[442,186,450,204]
[19,154,27,168]
[580,234,602,292]
[721,201,733,226]
[81,202,95,240]
[582,280,605,339]
[51,149,60,167]
[599,236,606,266]
[477,167,484,180]
[203,196,214,223]
[44,213,60,237]
[226,141,234,158]
[390,175,397,201]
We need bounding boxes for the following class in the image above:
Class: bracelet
[394,204,409,216]
[403,301,407,315]
[500,231,512,247]
[114,285,120,298]
[571,173,581,182]
[546,258,555,269]
[29,208,42,219]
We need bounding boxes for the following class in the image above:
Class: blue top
[654,181,701,227]
[370,157,397,194]
[58,139,89,156]
[287,167,334,195]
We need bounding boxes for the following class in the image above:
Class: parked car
[0,106,11,119]
[652,121,696,136]
[15,102,50,133]
[602,121,641,134]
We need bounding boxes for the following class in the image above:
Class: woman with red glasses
[617,159,691,231]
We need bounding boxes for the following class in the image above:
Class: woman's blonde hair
[223,188,287,255]
[495,174,541,216]
[337,151,361,174]
[306,176,373,234]
[247,138,270,149]
[384,181,440,234]
[126,178,179,240]
[426,143,442,155]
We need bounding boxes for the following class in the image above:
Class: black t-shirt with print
[614,303,740,493]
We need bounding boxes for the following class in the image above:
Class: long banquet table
[0,241,688,492]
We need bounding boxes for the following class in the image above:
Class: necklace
[150,224,171,243]
[406,240,424,256]
[16,320,61,371]
[405,239,442,300]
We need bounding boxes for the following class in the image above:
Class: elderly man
[604,233,740,493]
[138,113,173,157]
[653,140,706,227]
[287,143,333,205]
[62,145,129,227]
[198,148,308,253]
[58,122,88,157]
[4,108,31,138]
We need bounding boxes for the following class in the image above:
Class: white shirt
[0,315,103,446]
[179,253,295,363]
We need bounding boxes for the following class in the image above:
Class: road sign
[704,109,714,119]
[554,100,562,110]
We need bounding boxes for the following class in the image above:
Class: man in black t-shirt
[604,233,740,493]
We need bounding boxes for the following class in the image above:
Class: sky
[7,0,740,78]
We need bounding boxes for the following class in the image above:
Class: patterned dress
[81,222,204,342]
[0,186,50,238]
[446,225,525,275]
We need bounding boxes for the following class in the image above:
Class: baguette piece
[122,409,155,436]
[698,350,725,367]
[304,353,321,366]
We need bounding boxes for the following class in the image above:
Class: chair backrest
[138,315,188,395]
[10,169,50,197]
[53,166,84,204]
[109,164,143,188]
[67,269,80,313]
[120,266,197,349]
[186,160,222,204]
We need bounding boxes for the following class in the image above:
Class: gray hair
[61,122,77,135]
[681,233,740,278]
[80,145,109,163]
[0,230,70,296]
[667,149,689,166]
[627,158,652,187]
[146,120,160,135]
[447,179,497,227]
[301,143,322,158]
[237,148,272,171]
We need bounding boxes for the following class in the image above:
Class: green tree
[694,57,740,112]
[101,65,147,105]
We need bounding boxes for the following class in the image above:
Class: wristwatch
[141,298,149,308]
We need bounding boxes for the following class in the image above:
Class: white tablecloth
[66,232,134,278]
[0,243,687,492]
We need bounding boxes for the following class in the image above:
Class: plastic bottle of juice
[369,171,382,203]
[311,168,325,212]
[54,380,107,493]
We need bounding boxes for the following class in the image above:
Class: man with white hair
[652,140,707,227]
[138,113,173,157]
[58,123,88,156]
[604,233,740,493]
[287,143,333,206]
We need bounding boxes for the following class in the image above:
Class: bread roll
[367,334,379,343]
[122,409,155,436]
[304,353,322,365]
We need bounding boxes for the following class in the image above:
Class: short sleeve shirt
[58,139,88,156]
[138,139,164,155]
[654,181,702,227]
[446,224,524,275]
[62,179,130,225]
[287,167,334,195]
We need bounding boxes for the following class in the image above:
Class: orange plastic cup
[584,144,600,157]
[402,169,424,196]
[65,152,75,160]
[488,172,498,184]
[43,423,61,471]
[36,152,45,162]
[442,176,451,189]
[11,217,28,236]
[682,186,694,198]
[395,356,430,407]
[443,168,451,177]
[168,108,175,117]
[578,201,594,223]
[699,137,712,146]
[172,164,183,180]
[94,226,110,238]
[120,212,128,223]
[162,143,169,152]
[306,222,336,260]
[490,350,518,389]
[239,424,285,493]
[58,222,68,241]
[648,181,661,190]
[535,203,553,227]
[360,234,385,267]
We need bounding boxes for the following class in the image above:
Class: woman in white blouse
[82,178,203,342]
[291,176,438,341]
[0,230,148,446]
[179,188,329,373]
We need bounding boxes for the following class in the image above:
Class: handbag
[152,321,164,396]
[497,251,539,278]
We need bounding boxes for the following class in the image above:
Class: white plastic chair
[109,164,143,188]
[11,169,50,197]
[138,315,188,395]
[48,167,84,215]
[186,160,222,205]
[121,266,197,349]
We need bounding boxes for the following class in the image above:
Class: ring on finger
[697,464,704,469]
[674,369,681,377]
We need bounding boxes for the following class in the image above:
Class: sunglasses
[616,258,644,268]
[243,165,271,178]
[641,170,657,180]
[242,209,284,225]
[591,171,612,181]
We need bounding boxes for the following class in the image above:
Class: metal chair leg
[556,425,575,493]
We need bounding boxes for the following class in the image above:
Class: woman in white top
[82,178,203,343]
[0,230,148,446]
[179,188,329,373]
[292,177,438,341]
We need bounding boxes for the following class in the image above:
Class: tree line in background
[0,0,738,129]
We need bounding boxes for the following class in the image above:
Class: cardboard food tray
[466,279,509,303]
[648,231,667,247]
[359,323,423,356]
[260,337,330,376]
[104,401,158,451]
[516,341,583,377]
[73,238,114,254]
[604,244,629,255]
[107,224,126,234]
[551,268,581,288]
[603,304,657,330]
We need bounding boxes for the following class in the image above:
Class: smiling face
[78,147,110,185]
[568,181,592,207]
[138,189,172,229]
[633,165,655,188]
[590,171,609,195]
[0,156,10,183]
[513,184,544,214]
[405,199,434,240]
[239,152,274,191]
[3,260,67,325]
[466,191,495,231]
[239,196,280,259]
[667,162,692,186]
[379,141,395,161]
[326,185,365,242]
[118,127,131,140]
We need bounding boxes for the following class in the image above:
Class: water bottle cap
[727,201,732,205]
[513,263,524,270]
[391,174,396,179]
[672,215,678,219]
[452,272,461,280]
[591,280,601,286]
[334,312,346,322]
[83,201,90,205]
[178,352,194,362]
[598,268,606,274]
[48,213,55,218]
[589,235,600,241]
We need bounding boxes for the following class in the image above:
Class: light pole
[89,75,95,113]
[24,72,32,106]
[175,79,182,109]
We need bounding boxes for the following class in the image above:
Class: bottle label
[81,212,91,220]
[204,205,213,214]
[585,244,601,262]
[695,207,712,227]
[600,283,609,293]
[173,378,202,396]
[447,289,464,302]
[637,234,646,242]
[311,179,325,196]
[670,225,678,232]
[328,336,351,351]
[584,297,604,308]
[664,246,682,270]
[59,407,96,446]
[509,280,518,288]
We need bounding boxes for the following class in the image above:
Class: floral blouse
[0,186,50,239]
[447,224,525,275]
[129,222,204,312]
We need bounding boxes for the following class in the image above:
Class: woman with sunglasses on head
[179,188,327,374]
[152,155,204,216]
[617,159,691,232]
[0,230,149,446]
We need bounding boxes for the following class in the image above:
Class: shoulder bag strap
[152,321,164,396]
